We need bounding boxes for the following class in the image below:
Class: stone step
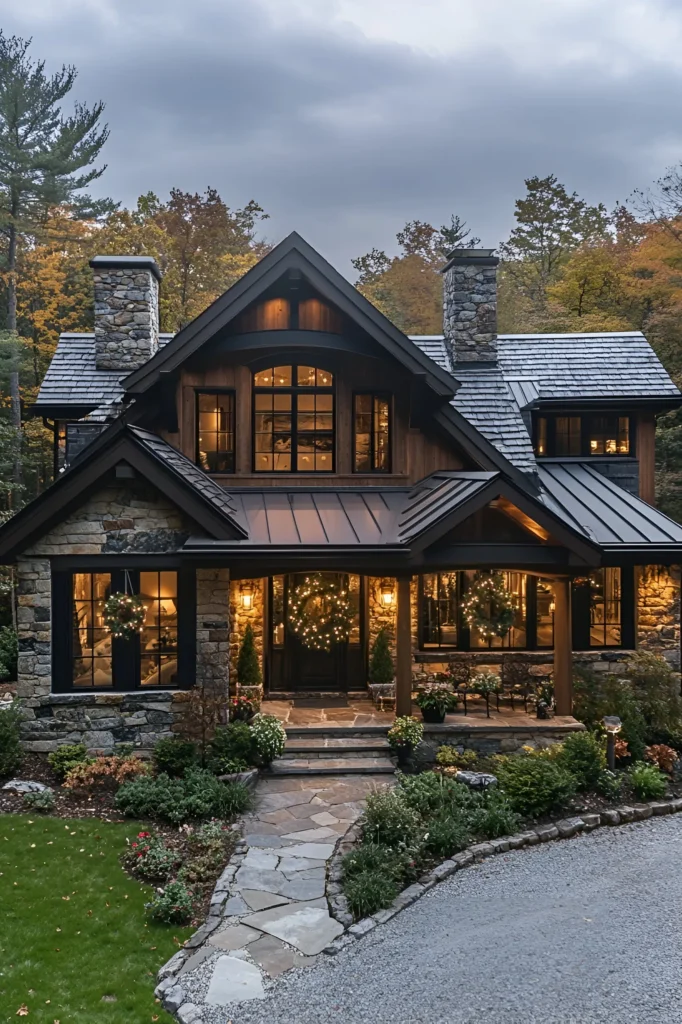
[285,726,390,739]
[282,737,390,759]
[270,756,395,776]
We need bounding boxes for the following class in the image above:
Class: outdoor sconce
[380,579,395,608]
[603,715,622,770]
[240,581,254,611]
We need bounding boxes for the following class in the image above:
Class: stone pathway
[158,773,389,1021]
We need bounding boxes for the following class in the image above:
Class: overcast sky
[2,0,682,274]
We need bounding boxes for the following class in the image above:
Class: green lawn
[0,815,192,1023]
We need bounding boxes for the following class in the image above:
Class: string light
[461,570,515,639]
[288,573,354,651]
[103,593,146,639]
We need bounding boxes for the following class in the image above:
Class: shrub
[250,714,286,767]
[595,769,622,800]
[555,732,605,791]
[435,746,478,769]
[215,758,251,776]
[48,743,90,781]
[387,716,424,751]
[645,744,680,775]
[626,652,682,737]
[573,663,661,761]
[236,623,262,686]
[344,870,399,918]
[495,751,577,818]
[179,818,237,885]
[628,762,668,800]
[359,789,423,850]
[115,767,251,824]
[0,700,23,778]
[23,788,55,813]
[469,790,521,839]
[209,722,256,772]
[0,625,18,682]
[145,880,194,925]
[398,771,478,818]
[64,755,150,793]
[152,738,197,778]
[423,812,471,858]
[368,627,394,685]
[121,831,180,882]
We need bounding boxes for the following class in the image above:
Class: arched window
[253,364,334,472]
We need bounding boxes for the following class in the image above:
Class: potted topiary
[236,624,262,713]
[415,687,459,724]
[387,715,424,768]
[369,628,394,684]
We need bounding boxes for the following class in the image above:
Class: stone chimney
[442,247,498,364]
[90,255,162,370]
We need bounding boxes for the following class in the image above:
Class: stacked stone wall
[637,565,681,667]
[443,260,498,364]
[93,265,160,370]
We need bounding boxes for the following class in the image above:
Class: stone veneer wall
[15,481,231,754]
[442,256,498,364]
[229,578,265,691]
[93,264,160,370]
[637,564,681,667]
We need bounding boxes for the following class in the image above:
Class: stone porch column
[552,577,573,716]
[396,575,413,717]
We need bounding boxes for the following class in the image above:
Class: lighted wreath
[104,592,146,639]
[461,570,515,639]
[289,573,354,651]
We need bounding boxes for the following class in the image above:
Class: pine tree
[369,627,394,685]
[237,623,262,686]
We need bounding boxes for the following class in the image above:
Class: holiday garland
[461,570,515,639]
[103,592,146,639]
[288,574,354,651]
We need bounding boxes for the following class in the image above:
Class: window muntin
[555,416,581,457]
[589,567,621,647]
[253,365,334,473]
[196,392,235,473]
[354,394,391,473]
[72,573,112,688]
[140,571,178,687]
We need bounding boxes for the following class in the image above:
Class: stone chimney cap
[90,255,162,282]
[441,247,498,272]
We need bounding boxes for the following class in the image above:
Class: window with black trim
[253,365,334,472]
[196,391,235,473]
[354,394,391,473]
[53,569,194,692]
[572,567,632,649]
[534,414,632,457]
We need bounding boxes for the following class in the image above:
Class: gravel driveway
[228,815,682,1024]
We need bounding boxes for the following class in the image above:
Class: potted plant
[415,686,458,724]
[471,670,502,718]
[237,623,262,688]
[387,715,424,768]
[229,694,255,722]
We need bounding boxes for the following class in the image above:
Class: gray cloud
[1,0,682,273]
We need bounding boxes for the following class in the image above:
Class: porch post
[552,577,573,716]
[395,575,413,717]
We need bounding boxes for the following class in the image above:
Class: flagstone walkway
[166,773,390,1018]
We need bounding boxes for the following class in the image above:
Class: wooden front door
[267,573,365,692]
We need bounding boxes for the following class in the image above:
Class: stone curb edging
[321,796,682,956]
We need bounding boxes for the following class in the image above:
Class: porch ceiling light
[240,580,255,610]
[380,579,395,607]
[602,716,622,734]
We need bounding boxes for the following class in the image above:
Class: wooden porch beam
[552,577,573,715]
[396,575,413,717]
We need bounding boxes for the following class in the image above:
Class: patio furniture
[501,659,535,713]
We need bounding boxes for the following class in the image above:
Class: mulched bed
[0,752,238,924]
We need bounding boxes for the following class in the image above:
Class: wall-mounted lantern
[240,580,255,611]
[380,579,396,608]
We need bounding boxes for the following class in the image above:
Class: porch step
[282,736,390,759]
[284,726,390,740]
[270,756,395,776]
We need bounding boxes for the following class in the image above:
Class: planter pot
[395,745,412,768]
[420,707,446,724]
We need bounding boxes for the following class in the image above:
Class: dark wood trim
[553,578,573,714]
[396,575,413,716]
[638,412,656,504]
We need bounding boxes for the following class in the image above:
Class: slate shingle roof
[35,333,174,409]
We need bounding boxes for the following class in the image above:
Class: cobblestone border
[322,797,682,955]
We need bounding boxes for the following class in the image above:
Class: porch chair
[447,655,474,715]
[501,658,535,714]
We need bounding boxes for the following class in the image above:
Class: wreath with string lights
[288,574,354,651]
[461,570,515,639]
[103,580,146,640]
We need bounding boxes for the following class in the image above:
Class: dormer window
[534,413,632,458]
[253,364,334,472]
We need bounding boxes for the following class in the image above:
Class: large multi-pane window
[55,569,191,692]
[534,414,632,457]
[419,570,632,651]
[354,394,391,473]
[253,365,334,472]
[196,391,235,473]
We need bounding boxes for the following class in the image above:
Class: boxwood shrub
[494,752,577,818]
